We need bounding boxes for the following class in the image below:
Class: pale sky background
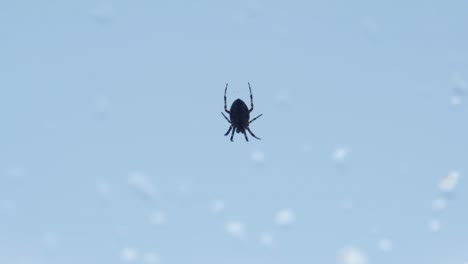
[1,0,467,264]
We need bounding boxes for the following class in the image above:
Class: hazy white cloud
[338,247,368,264]
[275,208,295,226]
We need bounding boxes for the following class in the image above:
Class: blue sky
[1,0,467,263]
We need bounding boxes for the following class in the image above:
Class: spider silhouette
[222,82,263,142]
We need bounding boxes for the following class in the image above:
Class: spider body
[222,83,263,142]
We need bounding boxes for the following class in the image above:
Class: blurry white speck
[452,74,467,95]
[451,96,463,105]
[225,221,246,239]
[90,1,115,25]
[120,247,138,262]
[450,74,466,105]
[369,226,379,235]
[177,182,191,195]
[378,239,393,252]
[5,166,26,179]
[432,197,447,211]
[301,144,312,153]
[439,170,460,193]
[333,148,348,161]
[338,247,368,264]
[251,149,266,163]
[342,200,354,210]
[128,172,157,201]
[42,232,59,250]
[97,180,112,197]
[428,219,441,232]
[259,232,274,247]
[275,208,295,226]
[361,18,380,34]
[274,91,292,108]
[210,199,225,213]
[1,199,15,210]
[143,252,160,264]
[95,96,111,118]
[150,211,167,225]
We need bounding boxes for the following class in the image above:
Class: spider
[222,82,263,142]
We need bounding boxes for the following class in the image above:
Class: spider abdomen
[229,99,250,129]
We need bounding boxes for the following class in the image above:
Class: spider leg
[221,112,231,123]
[247,127,261,140]
[224,83,230,113]
[244,131,249,142]
[224,126,232,136]
[248,82,254,112]
[230,126,235,142]
[249,113,263,123]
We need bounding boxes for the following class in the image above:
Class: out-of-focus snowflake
[452,74,466,95]
[428,219,441,232]
[432,197,447,211]
[150,211,167,225]
[1,199,15,211]
[5,166,26,179]
[210,199,225,214]
[378,239,393,253]
[94,96,111,119]
[338,247,368,264]
[176,182,191,195]
[274,91,292,108]
[120,247,138,262]
[42,232,59,250]
[301,143,312,153]
[369,226,379,235]
[333,148,348,161]
[361,17,380,35]
[259,232,274,247]
[275,208,295,226]
[143,252,160,264]
[450,74,466,106]
[251,149,266,164]
[439,170,460,193]
[451,96,463,105]
[225,221,246,239]
[90,1,115,25]
[341,200,354,210]
[97,180,112,197]
[128,172,158,201]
